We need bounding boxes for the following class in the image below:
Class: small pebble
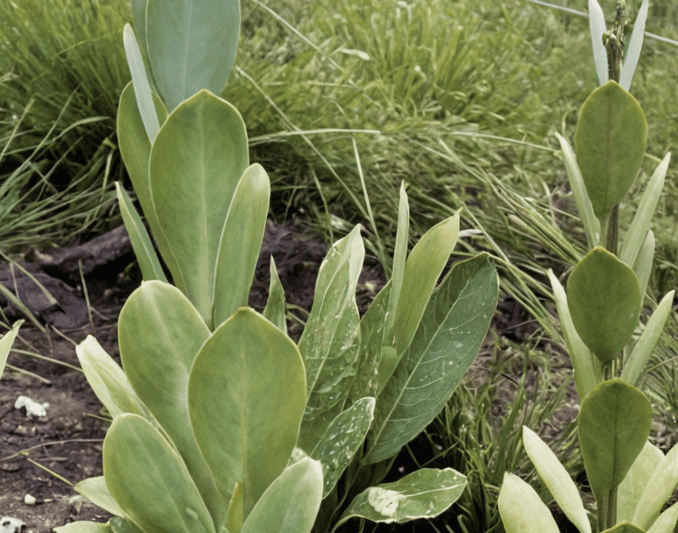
[24,494,36,506]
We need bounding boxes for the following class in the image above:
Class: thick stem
[597,492,609,533]
[607,486,619,529]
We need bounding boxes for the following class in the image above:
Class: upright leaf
[648,501,678,533]
[578,379,651,506]
[103,414,215,533]
[633,442,678,530]
[118,281,223,525]
[263,256,287,334]
[588,0,608,86]
[240,459,323,533]
[498,472,560,533]
[365,254,497,465]
[336,468,467,526]
[383,182,409,344]
[146,0,240,111]
[131,0,148,59]
[188,309,306,518]
[0,321,20,377]
[619,0,650,92]
[574,81,647,218]
[633,229,655,299]
[150,90,249,327]
[618,441,664,523]
[567,247,641,364]
[213,164,270,327]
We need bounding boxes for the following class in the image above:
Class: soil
[0,218,545,533]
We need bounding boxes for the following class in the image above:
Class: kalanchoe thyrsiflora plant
[500,1,678,532]
[54,0,499,532]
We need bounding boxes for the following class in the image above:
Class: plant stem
[597,492,609,533]
[607,486,619,529]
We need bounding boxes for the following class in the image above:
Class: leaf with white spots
[309,397,375,497]
[364,254,498,465]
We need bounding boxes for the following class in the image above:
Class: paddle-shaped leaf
[149,90,249,327]
[522,426,591,533]
[213,164,270,327]
[336,468,466,526]
[188,309,306,518]
[498,472,560,533]
[574,81,647,218]
[118,281,224,524]
[618,441,664,523]
[310,397,375,497]
[365,254,497,465]
[633,442,678,530]
[567,247,641,364]
[146,0,240,111]
[578,379,651,506]
[240,458,323,533]
[103,414,216,533]
[298,226,363,450]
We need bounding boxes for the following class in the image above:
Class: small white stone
[14,397,47,418]
[24,494,36,506]
[0,517,25,533]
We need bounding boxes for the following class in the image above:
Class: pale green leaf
[648,500,678,533]
[567,247,641,364]
[633,442,678,530]
[310,397,375,497]
[633,229,655,299]
[118,281,223,525]
[588,0,608,86]
[122,24,160,143]
[522,426,591,533]
[0,321,20,377]
[601,523,646,533]
[547,269,601,400]
[336,468,466,526]
[150,90,249,327]
[115,183,167,283]
[619,0,649,92]
[224,483,243,533]
[365,254,497,465]
[498,472,560,533]
[621,290,675,387]
[103,414,215,533]
[383,182,409,343]
[240,458,323,533]
[579,379,651,505]
[620,153,670,268]
[109,517,146,533]
[54,522,112,533]
[555,133,599,249]
[188,309,306,518]
[146,0,240,111]
[131,0,148,59]
[263,256,287,334]
[574,81,647,218]
[618,441,664,523]
[74,476,124,518]
[213,164,270,327]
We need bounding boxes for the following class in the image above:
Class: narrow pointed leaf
[633,229,655,299]
[578,379,651,505]
[310,397,375,497]
[377,212,460,393]
[118,281,223,524]
[648,500,678,533]
[263,256,287,334]
[601,523,646,533]
[633,442,678,530]
[224,483,243,533]
[74,476,124,517]
[115,183,167,283]
[620,153,670,268]
[555,132,599,249]
[620,0,649,91]
[588,0,608,86]
[0,321,20,377]
[240,458,323,533]
[548,269,601,399]
[383,182,409,343]
[336,468,466,526]
[574,81,647,218]
[365,254,497,465]
[498,472,560,533]
[567,247,641,364]
[123,25,160,143]
[621,290,675,387]
[618,441,664,523]
[103,414,215,533]
[523,426,591,533]
[146,0,240,111]
[150,91,249,326]
[213,164,270,327]
[298,226,363,449]
[189,309,306,517]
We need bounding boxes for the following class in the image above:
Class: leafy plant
[499,1,677,532]
[55,0,499,532]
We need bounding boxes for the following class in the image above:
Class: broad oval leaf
[633,442,678,530]
[578,379,651,505]
[146,0,240,111]
[567,247,641,364]
[574,81,647,218]
[118,281,224,524]
[150,90,249,327]
[365,254,497,465]
[213,164,270,327]
[103,414,215,533]
[240,458,323,533]
[498,472,560,533]
[188,308,306,518]
[336,468,467,526]
[522,426,591,533]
